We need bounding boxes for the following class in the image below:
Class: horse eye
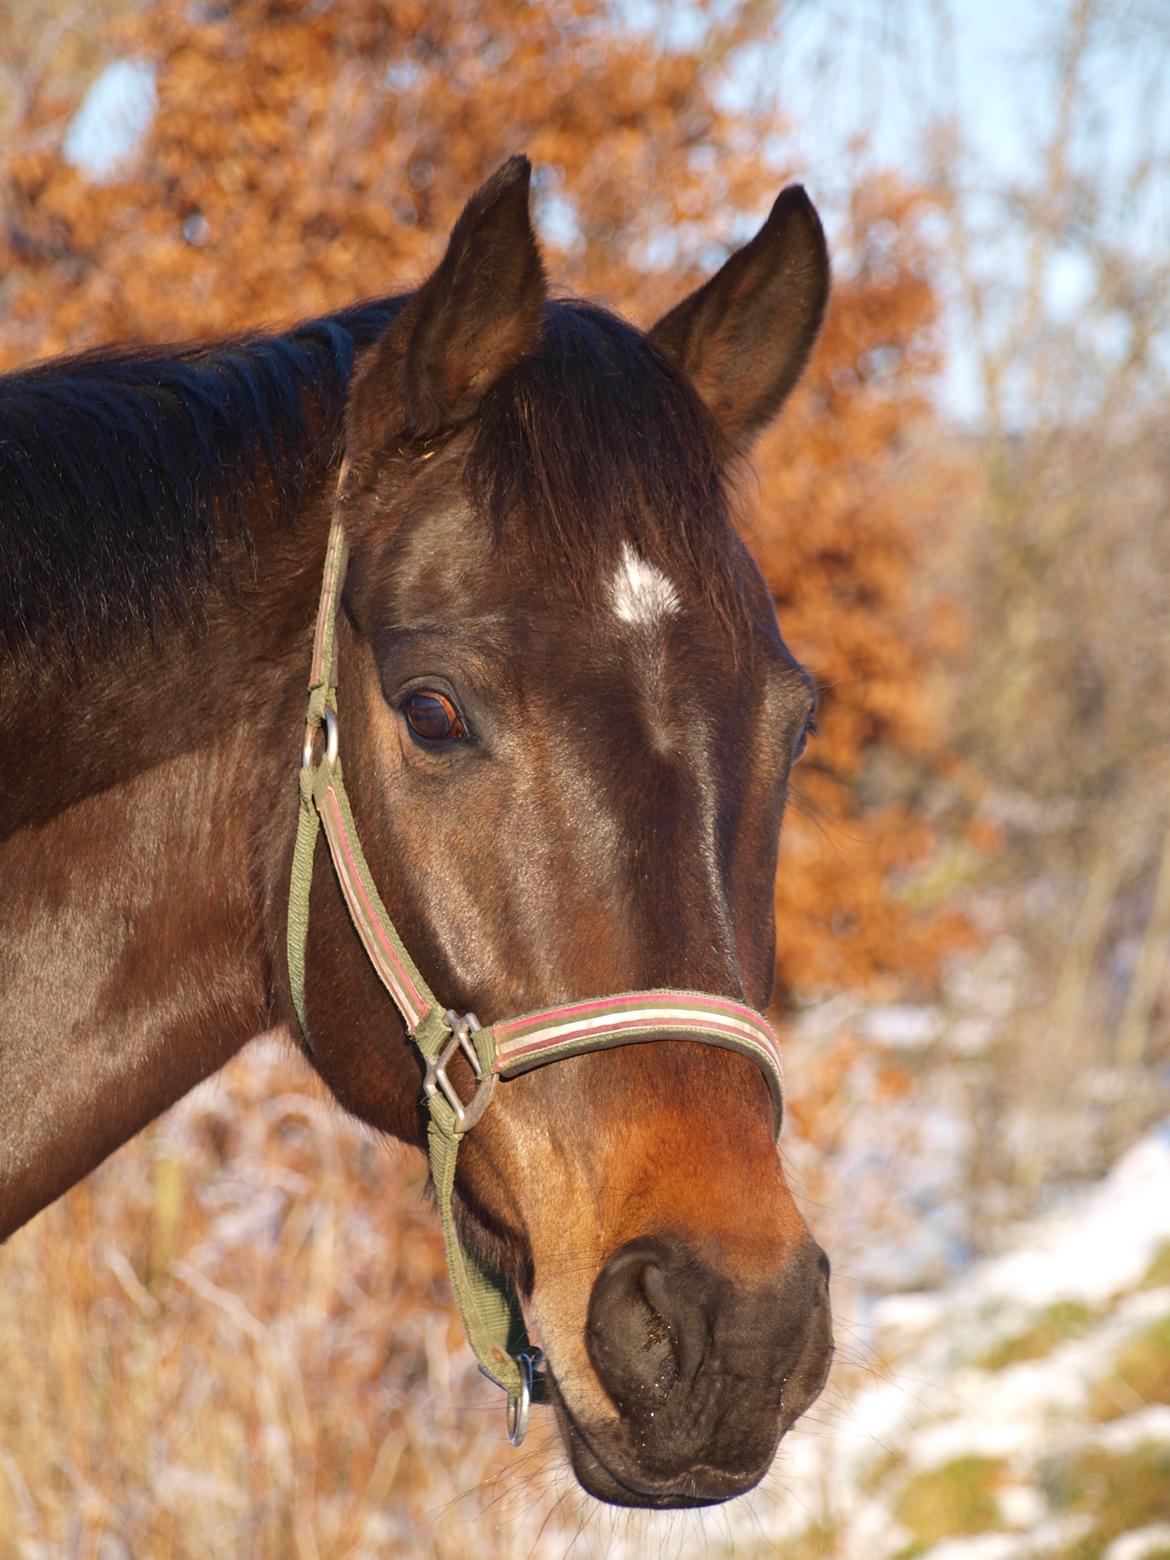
[793,716,816,764]
[404,691,465,742]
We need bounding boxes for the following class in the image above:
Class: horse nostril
[586,1236,705,1420]
[816,1246,831,1283]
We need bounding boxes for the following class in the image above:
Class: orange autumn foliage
[0,0,963,999]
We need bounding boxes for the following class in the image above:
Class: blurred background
[2,1,1169,1554]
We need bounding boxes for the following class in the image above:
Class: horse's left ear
[650,185,829,447]
[348,155,546,446]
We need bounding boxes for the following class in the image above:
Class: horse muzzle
[548,1232,833,1508]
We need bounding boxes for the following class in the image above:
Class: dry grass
[0,1040,609,1559]
[891,1454,1007,1549]
[1087,1315,1170,1425]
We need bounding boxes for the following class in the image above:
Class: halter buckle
[423,1011,496,1133]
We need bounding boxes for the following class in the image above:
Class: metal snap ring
[506,1349,542,1447]
[302,705,339,771]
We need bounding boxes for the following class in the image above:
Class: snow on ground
[964,1132,1170,1310]
[751,1119,1170,1558]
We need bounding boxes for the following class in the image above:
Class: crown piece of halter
[286,462,785,1443]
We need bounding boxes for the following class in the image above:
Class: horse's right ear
[650,185,830,448]
[348,155,546,447]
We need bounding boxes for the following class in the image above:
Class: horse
[0,156,832,1508]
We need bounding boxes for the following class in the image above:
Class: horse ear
[350,155,546,444]
[650,185,829,447]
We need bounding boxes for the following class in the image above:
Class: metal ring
[506,1350,540,1447]
[302,705,339,771]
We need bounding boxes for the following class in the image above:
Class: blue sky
[736,0,1170,422]
[64,57,156,180]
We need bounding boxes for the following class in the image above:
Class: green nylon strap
[288,748,536,1401]
[288,488,348,1038]
[286,499,538,1404]
[426,1106,543,1400]
[311,754,438,1031]
[294,758,537,1400]
[309,505,349,693]
[288,758,327,1039]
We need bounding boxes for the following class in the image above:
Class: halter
[286,464,786,1444]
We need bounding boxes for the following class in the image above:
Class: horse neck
[0,481,331,1238]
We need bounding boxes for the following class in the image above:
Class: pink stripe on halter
[498,1013,765,1065]
[495,988,768,1035]
[319,783,428,1030]
[493,994,784,1079]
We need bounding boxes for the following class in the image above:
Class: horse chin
[542,1367,773,1510]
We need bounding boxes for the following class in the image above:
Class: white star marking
[608,542,681,627]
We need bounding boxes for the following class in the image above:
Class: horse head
[293,157,832,1507]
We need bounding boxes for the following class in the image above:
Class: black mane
[0,295,737,671]
[0,299,399,667]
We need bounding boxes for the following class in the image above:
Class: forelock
[465,300,744,614]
